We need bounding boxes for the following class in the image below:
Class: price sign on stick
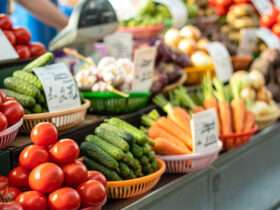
[251,0,273,15]
[256,28,280,50]
[238,28,258,56]
[191,109,219,153]
[132,47,157,92]
[104,32,133,59]
[34,63,81,112]
[0,30,19,63]
[206,42,233,82]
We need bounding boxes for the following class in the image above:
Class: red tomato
[260,13,277,28]
[0,91,7,102]
[0,176,8,191]
[1,101,24,126]
[0,202,23,210]
[0,15,12,30]
[15,45,31,60]
[48,187,81,210]
[29,162,64,193]
[233,0,250,3]
[77,180,107,208]
[49,139,80,165]
[0,113,8,132]
[30,122,58,146]
[215,0,232,7]
[0,187,21,201]
[3,31,16,45]
[19,145,49,170]
[13,28,31,45]
[4,97,16,103]
[63,161,88,187]
[214,5,228,16]
[87,171,107,188]
[16,191,47,210]
[273,23,280,37]
[29,43,46,57]
[8,166,29,189]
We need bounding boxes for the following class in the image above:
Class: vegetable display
[81,118,158,181]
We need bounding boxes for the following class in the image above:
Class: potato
[178,39,196,56]
[180,25,201,41]
[164,28,181,49]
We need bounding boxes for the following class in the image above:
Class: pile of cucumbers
[81,118,158,181]
[3,53,54,114]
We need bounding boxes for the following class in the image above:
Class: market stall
[0,0,280,209]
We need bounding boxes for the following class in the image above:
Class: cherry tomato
[77,180,107,208]
[0,15,12,30]
[16,191,47,210]
[0,113,8,132]
[15,45,31,60]
[13,28,31,45]
[87,171,107,188]
[1,101,24,126]
[48,187,81,210]
[29,43,46,57]
[272,23,280,38]
[19,145,49,170]
[63,161,88,187]
[8,166,29,189]
[3,31,16,45]
[29,162,64,193]
[49,139,79,165]
[30,122,58,146]
[0,176,8,191]
[0,202,23,210]
[0,187,21,201]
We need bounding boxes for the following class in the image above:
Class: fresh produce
[87,171,107,188]
[259,7,280,38]
[8,167,29,189]
[62,161,88,187]
[16,191,47,210]
[30,122,58,146]
[209,0,251,16]
[0,14,46,60]
[82,118,158,181]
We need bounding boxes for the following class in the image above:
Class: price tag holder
[238,28,258,56]
[154,0,187,28]
[256,28,280,50]
[132,47,157,92]
[0,30,19,64]
[274,0,280,7]
[191,109,219,153]
[34,63,81,112]
[104,32,133,59]
[251,0,273,15]
[206,42,233,82]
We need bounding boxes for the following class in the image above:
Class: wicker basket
[158,141,222,174]
[255,111,280,130]
[231,55,253,71]
[21,100,90,133]
[163,72,187,93]
[107,159,165,199]
[0,119,23,149]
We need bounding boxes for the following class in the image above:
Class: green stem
[213,78,226,102]
[175,86,196,109]
[141,115,155,128]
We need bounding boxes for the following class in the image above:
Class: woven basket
[0,119,23,149]
[256,111,280,130]
[163,72,187,93]
[21,100,90,133]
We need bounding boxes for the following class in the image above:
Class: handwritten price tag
[104,32,133,59]
[191,109,219,153]
[238,28,258,56]
[0,30,19,64]
[206,42,233,82]
[251,0,273,15]
[34,63,81,112]
[132,47,157,92]
[256,28,280,50]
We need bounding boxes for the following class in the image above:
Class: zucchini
[4,77,40,98]
[84,157,122,181]
[119,162,136,180]
[80,142,119,170]
[3,89,36,107]
[13,71,42,89]
[23,52,54,72]
[32,104,43,113]
[85,135,124,160]
[106,118,148,145]
[95,125,129,152]
[131,143,144,158]
[37,92,46,105]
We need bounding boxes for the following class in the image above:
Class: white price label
[104,32,133,59]
[238,28,258,56]
[132,47,157,92]
[256,28,280,50]
[251,0,273,15]
[0,30,19,63]
[274,0,280,7]
[206,42,233,82]
[154,0,187,28]
[34,63,81,112]
[191,109,219,153]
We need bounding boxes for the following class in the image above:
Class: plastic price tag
[0,30,19,63]
[238,28,258,56]
[256,28,280,50]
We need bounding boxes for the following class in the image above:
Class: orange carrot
[154,137,191,155]
[193,106,204,113]
[169,107,190,134]
[218,101,232,135]
[148,123,186,148]
[243,111,255,133]
[156,117,193,149]
[202,73,219,111]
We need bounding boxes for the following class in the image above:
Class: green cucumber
[32,104,43,113]
[119,162,136,180]
[23,52,54,72]
[3,89,36,107]
[13,71,42,90]
[131,143,144,158]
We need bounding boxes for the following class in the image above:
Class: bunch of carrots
[143,74,257,155]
